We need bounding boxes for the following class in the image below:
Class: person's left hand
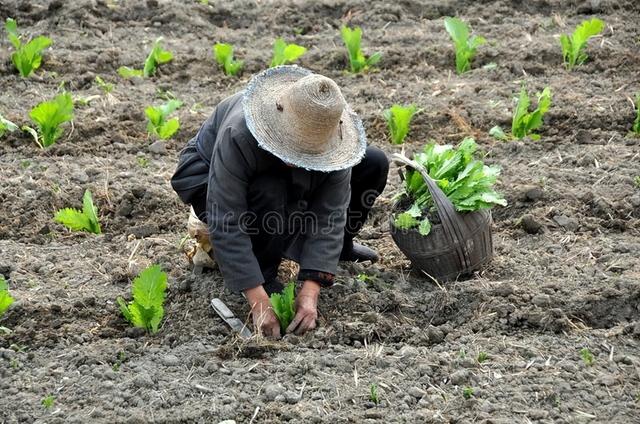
[286,280,320,335]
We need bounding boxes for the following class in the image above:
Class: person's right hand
[244,285,281,338]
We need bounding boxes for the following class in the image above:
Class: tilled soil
[1,0,640,423]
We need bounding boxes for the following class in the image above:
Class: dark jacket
[171,93,351,292]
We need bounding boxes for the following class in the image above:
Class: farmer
[171,66,388,337]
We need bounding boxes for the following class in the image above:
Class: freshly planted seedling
[41,395,55,409]
[394,138,506,235]
[580,347,595,366]
[213,43,243,76]
[0,113,18,138]
[462,387,474,399]
[634,176,640,189]
[269,281,296,333]
[477,351,488,363]
[117,265,168,334]
[0,276,15,318]
[632,93,640,135]
[341,26,381,73]
[28,92,74,148]
[444,17,486,74]
[270,38,307,67]
[5,18,52,77]
[369,383,380,404]
[560,18,604,70]
[95,76,114,94]
[54,189,102,234]
[118,37,173,78]
[145,99,182,140]
[383,104,419,145]
[490,86,552,141]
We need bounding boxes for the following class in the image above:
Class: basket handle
[392,153,473,270]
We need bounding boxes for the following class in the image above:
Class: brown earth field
[1,0,640,422]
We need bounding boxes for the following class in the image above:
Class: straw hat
[243,66,367,172]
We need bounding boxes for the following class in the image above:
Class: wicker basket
[390,154,494,282]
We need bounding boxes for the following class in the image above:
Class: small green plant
[356,273,374,283]
[634,176,640,189]
[270,38,307,67]
[213,43,243,76]
[41,395,55,409]
[5,18,52,77]
[462,387,474,399]
[560,18,605,70]
[444,17,486,74]
[145,99,182,140]
[95,76,114,94]
[383,104,419,145]
[0,276,15,319]
[369,383,380,404]
[117,265,168,334]
[632,93,640,135]
[112,351,126,371]
[137,156,149,168]
[54,189,102,234]
[118,37,173,78]
[394,138,506,235]
[477,351,488,363]
[490,86,552,141]
[27,92,75,148]
[0,113,18,138]
[269,281,296,333]
[579,347,595,366]
[341,26,381,73]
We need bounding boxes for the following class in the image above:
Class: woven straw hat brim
[243,66,367,172]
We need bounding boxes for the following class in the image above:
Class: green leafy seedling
[95,76,114,94]
[54,189,102,234]
[634,176,640,189]
[0,113,19,138]
[0,276,15,319]
[369,383,380,404]
[145,99,182,140]
[269,281,296,333]
[444,17,486,74]
[383,104,419,145]
[341,26,381,73]
[28,92,75,148]
[356,273,373,283]
[41,395,55,409]
[490,86,552,141]
[560,18,604,70]
[477,351,488,363]
[117,265,168,334]
[579,347,595,366]
[270,38,307,67]
[462,387,474,399]
[5,18,52,77]
[632,93,640,135]
[213,43,243,76]
[118,38,173,78]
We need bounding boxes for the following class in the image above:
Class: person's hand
[244,285,281,338]
[286,280,320,335]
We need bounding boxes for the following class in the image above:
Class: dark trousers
[192,146,389,280]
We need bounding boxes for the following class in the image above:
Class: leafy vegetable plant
[41,395,55,409]
[632,93,640,135]
[490,86,552,141]
[28,92,74,148]
[383,104,419,145]
[0,276,15,319]
[341,26,381,73]
[462,387,474,399]
[145,99,182,140]
[0,113,18,138]
[369,383,380,404]
[270,38,307,67]
[118,37,173,78]
[213,43,243,76]
[54,189,102,234]
[579,347,595,366]
[394,138,506,235]
[269,281,296,333]
[444,17,486,74]
[560,18,604,70]
[117,264,168,334]
[5,18,52,77]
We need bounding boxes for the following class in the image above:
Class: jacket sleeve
[297,169,351,276]
[207,127,264,292]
